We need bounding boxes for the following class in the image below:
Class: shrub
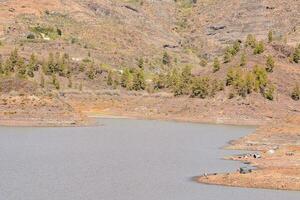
[245,72,255,94]
[165,68,180,88]
[234,76,248,97]
[268,30,273,43]
[137,58,144,69]
[213,58,220,72]
[266,55,275,72]
[52,74,60,90]
[240,52,247,66]
[29,53,38,71]
[200,59,207,67]
[226,67,257,97]
[121,68,134,89]
[223,50,231,63]
[16,57,27,78]
[31,25,62,40]
[27,33,35,40]
[132,69,146,91]
[162,51,171,65]
[232,40,241,55]
[153,73,166,89]
[4,48,19,73]
[263,83,275,100]
[172,76,185,96]
[223,41,241,63]
[86,62,96,79]
[292,47,300,63]
[226,67,242,86]
[246,34,256,48]
[45,52,55,74]
[253,65,268,91]
[291,84,300,101]
[27,68,34,78]
[107,71,113,86]
[190,77,210,98]
[253,41,265,54]
[210,79,224,97]
[181,65,192,85]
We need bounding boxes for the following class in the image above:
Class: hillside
[0,0,299,192]
[0,0,299,126]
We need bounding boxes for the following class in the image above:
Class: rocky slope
[0,1,299,119]
[0,0,299,65]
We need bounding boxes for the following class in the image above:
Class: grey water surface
[0,118,299,200]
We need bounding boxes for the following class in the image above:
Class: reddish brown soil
[197,116,300,191]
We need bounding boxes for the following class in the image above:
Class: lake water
[0,118,299,200]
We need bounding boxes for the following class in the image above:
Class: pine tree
[162,51,171,65]
[47,52,55,74]
[190,77,210,98]
[52,74,60,90]
[253,41,265,54]
[107,71,113,86]
[132,69,146,91]
[137,58,144,69]
[263,83,275,100]
[240,52,247,66]
[253,65,268,92]
[245,34,256,48]
[268,30,273,43]
[291,84,300,101]
[213,58,220,73]
[266,55,275,72]
[223,50,231,63]
[292,47,300,63]
[16,57,27,78]
[121,68,133,89]
[29,53,38,71]
[86,62,96,79]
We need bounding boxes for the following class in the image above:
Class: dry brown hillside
[0,0,299,65]
[0,0,299,126]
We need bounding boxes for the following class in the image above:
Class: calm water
[0,118,299,200]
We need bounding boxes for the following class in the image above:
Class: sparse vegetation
[268,31,273,43]
[292,45,300,63]
[223,40,241,63]
[254,41,265,55]
[266,55,275,72]
[213,58,220,72]
[190,77,210,98]
[31,25,62,40]
[246,34,257,48]
[240,52,247,66]
[162,51,171,65]
[291,84,300,101]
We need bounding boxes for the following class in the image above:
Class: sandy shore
[197,116,300,191]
